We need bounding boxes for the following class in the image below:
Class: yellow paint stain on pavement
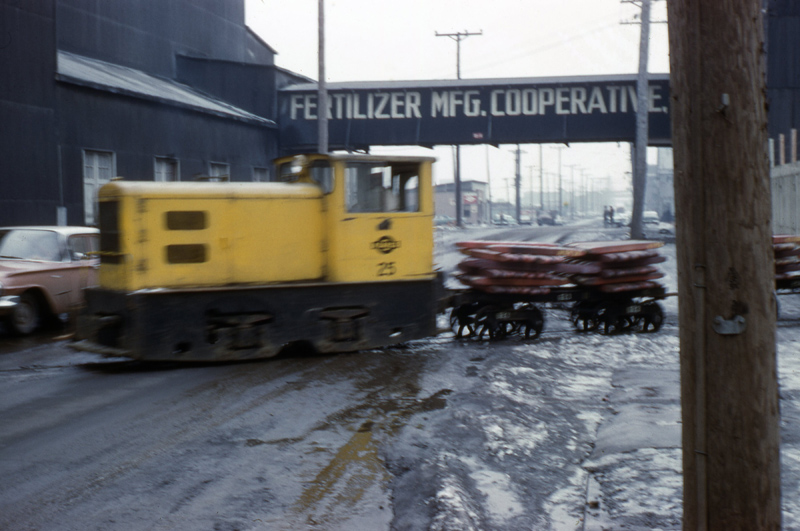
[291,423,390,527]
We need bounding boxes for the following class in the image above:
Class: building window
[155,157,179,182]
[83,150,115,226]
[209,162,230,182]
[253,167,269,182]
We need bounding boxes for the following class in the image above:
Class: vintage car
[0,226,99,335]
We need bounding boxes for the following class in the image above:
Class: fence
[772,161,800,234]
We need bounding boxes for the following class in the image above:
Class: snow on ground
[385,223,800,530]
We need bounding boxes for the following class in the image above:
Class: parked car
[538,212,564,226]
[493,214,515,225]
[0,226,99,334]
[613,213,631,228]
[434,215,456,227]
[643,210,661,226]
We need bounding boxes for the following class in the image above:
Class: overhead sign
[278,74,671,152]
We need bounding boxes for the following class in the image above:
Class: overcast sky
[245,0,671,208]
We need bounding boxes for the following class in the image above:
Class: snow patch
[464,457,525,523]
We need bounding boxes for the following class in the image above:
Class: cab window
[345,162,419,213]
[278,158,333,193]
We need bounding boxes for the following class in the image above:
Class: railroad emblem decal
[371,235,401,254]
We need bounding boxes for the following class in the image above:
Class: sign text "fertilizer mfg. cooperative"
[278,75,671,151]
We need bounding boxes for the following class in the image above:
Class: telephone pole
[507,146,526,223]
[513,145,522,223]
[539,144,544,212]
[317,0,328,154]
[485,145,493,224]
[553,145,565,217]
[630,0,651,239]
[436,30,482,228]
[435,30,483,79]
[668,0,780,528]
[527,165,535,213]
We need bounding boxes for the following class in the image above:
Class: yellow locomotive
[74,153,443,361]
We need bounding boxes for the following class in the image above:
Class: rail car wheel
[597,305,627,335]
[574,315,599,332]
[450,303,482,338]
[570,301,599,332]
[521,305,544,339]
[475,306,503,340]
[639,302,664,333]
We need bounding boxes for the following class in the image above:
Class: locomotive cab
[74,153,442,362]
[276,153,435,284]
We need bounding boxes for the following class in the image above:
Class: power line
[464,19,620,76]
[435,29,482,228]
[435,30,483,79]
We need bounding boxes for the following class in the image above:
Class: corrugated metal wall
[0,0,281,227]
[767,0,800,144]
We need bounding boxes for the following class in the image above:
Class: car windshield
[0,229,62,262]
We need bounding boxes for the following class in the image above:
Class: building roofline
[175,52,273,70]
[56,51,276,128]
[274,65,316,84]
[246,26,278,55]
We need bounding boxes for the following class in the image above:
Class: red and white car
[0,226,99,335]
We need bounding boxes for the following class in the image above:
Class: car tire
[10,292,41,335]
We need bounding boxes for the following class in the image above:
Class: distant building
[0,0,306,226]
[434,181,490,224]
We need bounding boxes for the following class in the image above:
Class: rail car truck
[73,153,444,362]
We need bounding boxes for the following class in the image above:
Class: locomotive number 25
[377,262,397,276]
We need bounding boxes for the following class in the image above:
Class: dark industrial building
[0,0,307,226]
[768,1,800,142]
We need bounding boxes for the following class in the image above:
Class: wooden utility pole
[514,145,522,223]
[630,0,651,240]
[436,30,482,228]
[317,0,328,154]
[667,1,781,529]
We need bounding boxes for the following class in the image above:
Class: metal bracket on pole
[712,315,746,335]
